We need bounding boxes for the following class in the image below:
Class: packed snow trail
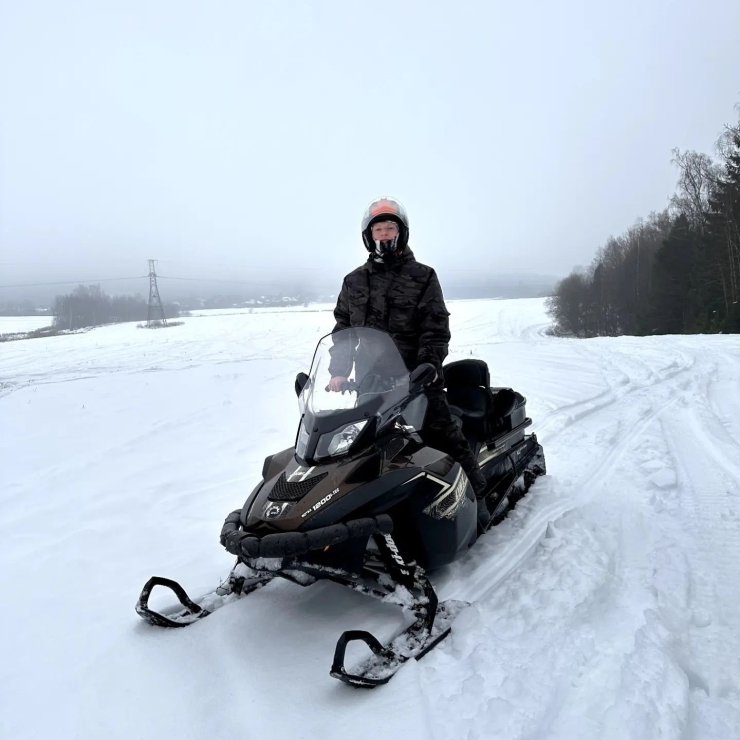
[1,298,739,739]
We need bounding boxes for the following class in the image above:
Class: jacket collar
[365,247,415,271]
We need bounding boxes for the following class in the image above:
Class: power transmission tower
[147,259,167,327]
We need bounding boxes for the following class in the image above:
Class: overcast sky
[1,0,739,298]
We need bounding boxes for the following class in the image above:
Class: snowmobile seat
[443,359,495,440]
[444,360,525,442]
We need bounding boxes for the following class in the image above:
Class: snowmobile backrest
[443,359,494,438]
[443,359,490,389]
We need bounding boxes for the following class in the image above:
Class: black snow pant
[419,388,486,495]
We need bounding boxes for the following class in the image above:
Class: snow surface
[0,315,53,333]
[2,298,740,739]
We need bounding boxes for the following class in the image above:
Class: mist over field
[2,1,738,313]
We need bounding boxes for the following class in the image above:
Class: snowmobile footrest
[329,599,469,688]
[136,576,210,628]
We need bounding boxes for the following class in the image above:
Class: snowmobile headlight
[317,420,368,458]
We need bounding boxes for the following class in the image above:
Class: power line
[1,274,296,289]
[159,275,240,283]
[157,274,283,286]
[0,269,550,292]
[0,276,147,289]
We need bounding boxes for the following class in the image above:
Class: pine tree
[645,216,697,334]
[705,123,740,330]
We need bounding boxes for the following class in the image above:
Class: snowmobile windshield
[299,327,411,418]
[295,329,420,463]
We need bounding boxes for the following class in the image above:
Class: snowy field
[2,298,740,739]
[0,314,53,333]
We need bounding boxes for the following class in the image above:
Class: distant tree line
[547,115,740,336]
[0,300,49,317]
[52,284,180,330]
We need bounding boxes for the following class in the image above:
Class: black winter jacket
[330,248,451,376]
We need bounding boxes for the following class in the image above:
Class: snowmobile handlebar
[325,368,433,397]
[325,378,358,394]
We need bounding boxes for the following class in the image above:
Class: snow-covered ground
[0,314,53,333]
[2,298,739,739]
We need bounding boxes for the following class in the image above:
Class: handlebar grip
[326,379,357,393]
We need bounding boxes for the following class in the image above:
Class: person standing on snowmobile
[328,196,487,496]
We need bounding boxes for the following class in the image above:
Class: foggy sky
[1,0,739,300]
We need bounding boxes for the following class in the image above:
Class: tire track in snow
[659,376,740,706]
[688,351,740,464]
[440,338,701,612]
[426,351,724,739]
[534,341,695,443]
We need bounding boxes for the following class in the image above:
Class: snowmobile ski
[135,570,273,628]
[330,596,469,688]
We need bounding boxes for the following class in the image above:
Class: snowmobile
[136,327,546,687]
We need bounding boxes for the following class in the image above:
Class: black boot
[418,391,487,497]
[466,466,488,499]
